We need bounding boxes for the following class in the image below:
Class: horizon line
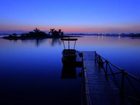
[0,24,140,34]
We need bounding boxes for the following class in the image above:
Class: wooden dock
[82,51,130,105]
[82,51,140,105]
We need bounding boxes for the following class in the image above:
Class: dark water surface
[0,36,140,104]
[0,38,82,105]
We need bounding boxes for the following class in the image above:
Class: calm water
[77,36,140,77]
[0,36,140,104]
[0,38,82,105]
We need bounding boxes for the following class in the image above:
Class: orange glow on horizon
[0,24,140,33]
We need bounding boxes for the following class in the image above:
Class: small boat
[61,38,78,64]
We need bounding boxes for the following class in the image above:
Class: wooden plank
[82,51,121,105]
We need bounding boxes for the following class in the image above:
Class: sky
[0,0,140,33]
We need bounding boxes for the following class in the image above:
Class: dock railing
[95,51,140,104]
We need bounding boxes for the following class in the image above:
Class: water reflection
[61,60,83,79]
[0,36,140,104]
[1,36,140,77]
[21,38,61,47]
[51,38,61,46]
[0,37,81,105]
[2,38,62,47]
[77,36,140,76]
[61,49,83,79]
[35,39,46,46]
[61,65,77,79]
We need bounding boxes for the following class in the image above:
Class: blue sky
[0,0,140,33]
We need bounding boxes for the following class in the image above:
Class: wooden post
[105,60,109,79]
[95,51,97,62]
[74,40,76,49]
[98,56,103,68]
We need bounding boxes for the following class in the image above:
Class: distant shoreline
[1,31,140,40]
[1,34,140,40]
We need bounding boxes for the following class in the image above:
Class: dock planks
[82,51,121,105]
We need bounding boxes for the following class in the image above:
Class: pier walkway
[81,51,140,105]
